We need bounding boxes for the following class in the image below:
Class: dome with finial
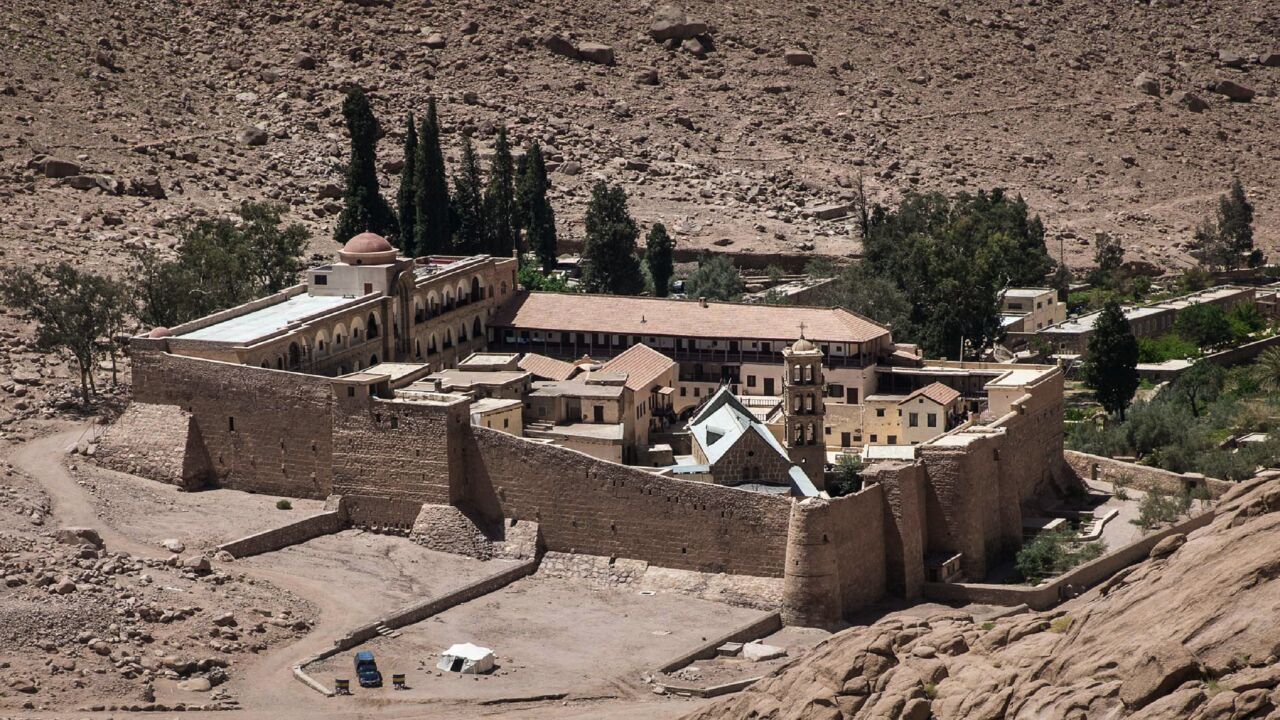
[791,336,816,352]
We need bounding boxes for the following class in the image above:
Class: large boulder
[1132,72,1161,97]
[1173,91,1209,113]
[236,125,269,146]
[1119,643,1200,709]
[1210,79,1255,102]
[56,527,103,548]
[650,5,707,42]
[784,49,815,67]
[576,42,616,65]
[541,33,579,60]
[42,158,82,178]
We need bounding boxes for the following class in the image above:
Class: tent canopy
[437,643,495,675]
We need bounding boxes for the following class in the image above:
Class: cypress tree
[395,112,417,251]
[581,181,644,295]
[517,143,557,272]
[1218,177,1254,258]
[413,98,451,256]
[1083,299,1139,420]
[483,127,517,257]
[334,87,398,243]
[452,135,486,255]
[645,223,675,297]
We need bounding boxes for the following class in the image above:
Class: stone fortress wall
[105,346,1073,626]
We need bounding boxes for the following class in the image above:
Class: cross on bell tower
[782,332,827,489]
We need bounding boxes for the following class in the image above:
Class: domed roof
[342,232,393,254]
[790,336,816,352]
[148,327,172,338]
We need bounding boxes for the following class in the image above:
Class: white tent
[436,643,495,675]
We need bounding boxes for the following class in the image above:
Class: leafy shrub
[1132,488,1190,531]
[276,499,293,510]
[1137,334,1199,363]
[828,455,864,498]
[1015,529,1107,583]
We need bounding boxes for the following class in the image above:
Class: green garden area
[1068,350,1280,481]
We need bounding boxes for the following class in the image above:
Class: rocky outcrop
[686,473,1280,719]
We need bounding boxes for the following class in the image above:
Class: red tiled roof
[492,292,890,344]
[518,352,579,381]
[902,382,962,407]
[600,343,677,392]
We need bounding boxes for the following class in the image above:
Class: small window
[888,435,898,445]
[747,375,757,388]
[875,408,885,417]
[909,412,918,427]
[347,387,355,397]
[314,275,328,286]
[870,434,878,443]
[390,417,398,429]
[928,414,937,428]
[228,417,236,432]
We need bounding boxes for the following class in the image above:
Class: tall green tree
[860,189,1049,358]
[395,112,418,250]
[517,143,557,272]
[414,98,451,256]
[483,126,518,257]
[645,223,675,297]
[581,181,644,295]
[1193,178,1260,270]
[136,202,307,328]
[1088,233,1125,287]
[333,87,397,243]
[452,135,486,255]
[0,264,133,404]
[1174,303,1233,349]
[1083,300,1140,420]
[684,255,744,301]
[1164,360,1225,418]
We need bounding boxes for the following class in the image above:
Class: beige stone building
[157,233,517,375]
[999,287,1066,334]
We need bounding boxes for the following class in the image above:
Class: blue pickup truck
[354,651,382,688]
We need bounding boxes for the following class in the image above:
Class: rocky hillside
[0,0,1277,278]
[685,471,1280,720]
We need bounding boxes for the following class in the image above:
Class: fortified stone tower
[782,335,827,487]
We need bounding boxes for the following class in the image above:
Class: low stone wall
[655,612,783,674]
[217,511,346,559]
[331,557,540,652]
[922,510,1215,610]
[1064,450,1231,498]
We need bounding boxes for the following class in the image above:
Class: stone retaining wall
[217,511,346,558]
[1064,450,1231,498]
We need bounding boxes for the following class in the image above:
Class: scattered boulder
[576,42,616,66]
[94,49,118,71]
[212,612,237,627]
[559,161,582,176]
[1149,533,1186,559]
[459,20,479,35]
[650,5,708,42]
[1210,79,1255,102]
[130,176,166,199]
[1217,50,1246,69]
[784,49,815,67]
[161,538,186,554]
[632,68,659,86]
[541,34,579,61]
[236,125,269,146]
[183,555,211,574]
[682,37,708,57]
[42,158,82,178]
[1262,52,1280,68]
[1119,643,1200,709]
[178,677,212,692]
[56,527,102,548]
[1174,91,1209,113]
[52,578,77,595]
[742,642,787,662]
[293,53,316,70]
[424,32,447,49]
[1132,72,1161,97]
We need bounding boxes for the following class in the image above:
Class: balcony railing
[489,338,873,368]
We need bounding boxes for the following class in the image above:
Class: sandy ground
[0,422,750,718]
[308,575,769,702]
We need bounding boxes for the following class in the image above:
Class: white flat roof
[176,294,356,344]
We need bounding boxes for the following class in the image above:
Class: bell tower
[782,332,827,489]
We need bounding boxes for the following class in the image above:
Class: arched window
[315,330,329,356]
[428,291,439,317]
[444,290,454,311]
[261,360,269,368]
[803,364,812,383]
[794,426,804,444]
[275,357,284,370]
[287,342,301,369]
[500,280,508,295]
[367,313,380,340]
[428,334,438,354]
[805,394,814,412]
[415,339,422,358]
[807,423,816,444]
[370,354,379,366]
[414,297,425,324]
[334,323,346,347]
[792,365,802,383]
[793,395,802,412]
[444,329,453,348]
[471,276,482,302]
[472,316,482,338]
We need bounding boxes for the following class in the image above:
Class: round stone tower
[781,496,843,627]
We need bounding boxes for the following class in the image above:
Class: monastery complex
[105,233,1077,626]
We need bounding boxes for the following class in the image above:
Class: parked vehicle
[354,651,382,688]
